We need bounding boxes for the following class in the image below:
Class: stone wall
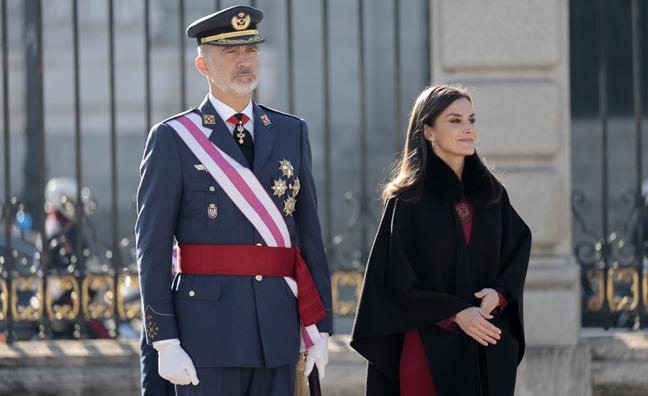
[429,0,583,394]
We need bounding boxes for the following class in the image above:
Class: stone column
[430,1,590,395]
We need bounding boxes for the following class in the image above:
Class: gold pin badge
[289,177,300,197]
[278,159,294,178]
[231,12,251,31]
[272,179,288,197]
[260,115,271,126]
[146,321,159,339]
[283,196,296,216]
[203,114,216,125]
[207,203,218,219]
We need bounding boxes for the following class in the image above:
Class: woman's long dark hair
[382,84,473,203]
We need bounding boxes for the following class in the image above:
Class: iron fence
[572,0,647,329]
[0,0,430,341]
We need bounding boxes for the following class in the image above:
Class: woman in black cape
[350,85,532,396]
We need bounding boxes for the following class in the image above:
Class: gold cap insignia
[203,114,216,125]
[260,114,271,126]
[231,12,251,31]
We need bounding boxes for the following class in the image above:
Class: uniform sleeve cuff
[144,305,179,344]
[316,309,334,335]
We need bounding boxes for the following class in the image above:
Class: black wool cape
[350,151,532,396]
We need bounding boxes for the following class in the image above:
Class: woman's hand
[454,307,501,346]
[474,288,500,315]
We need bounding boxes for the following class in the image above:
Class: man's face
[197,44,259,96]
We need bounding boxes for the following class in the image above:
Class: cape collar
[425,150,502,208]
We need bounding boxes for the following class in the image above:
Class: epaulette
[258,104,303,122]
[162,107,198,124]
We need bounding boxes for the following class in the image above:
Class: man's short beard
[228,76,259,96]
[213,74,259,96]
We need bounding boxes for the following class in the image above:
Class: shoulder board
[258,104,303,122]
[162,107,198,124]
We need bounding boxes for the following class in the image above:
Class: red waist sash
[177,244,326,326]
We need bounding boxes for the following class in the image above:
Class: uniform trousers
[175,364,296,396]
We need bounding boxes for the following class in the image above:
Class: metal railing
[0,0,431,341]
[572,0,647,329]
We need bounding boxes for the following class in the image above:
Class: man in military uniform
[136,5,332,395]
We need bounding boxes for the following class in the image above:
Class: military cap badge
[231,12,251,31]
[186,5,265,46]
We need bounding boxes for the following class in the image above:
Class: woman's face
[423,97,478,159]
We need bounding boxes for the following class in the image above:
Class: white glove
[153,338,200,386]
[304,332,329,381]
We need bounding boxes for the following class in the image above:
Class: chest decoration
[273,159,300,216]
[272,179,288,197]
[279,159,294,178]
[207,203,218,219]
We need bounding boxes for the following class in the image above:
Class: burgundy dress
[399,199,507,396]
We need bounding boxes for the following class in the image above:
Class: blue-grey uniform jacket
[135,95,332,368]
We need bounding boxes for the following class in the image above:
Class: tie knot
[228,113,250,125]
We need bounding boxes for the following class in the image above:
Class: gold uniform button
[189,290,196,297]
[255,275,263,281]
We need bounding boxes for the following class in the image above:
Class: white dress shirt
[208,93,254,139]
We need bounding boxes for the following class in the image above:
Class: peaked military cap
[186,5,265,46]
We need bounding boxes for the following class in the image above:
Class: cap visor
[205,34,265,46]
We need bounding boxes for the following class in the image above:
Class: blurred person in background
[44,177,110,339]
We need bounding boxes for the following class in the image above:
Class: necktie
[227,113,254,167]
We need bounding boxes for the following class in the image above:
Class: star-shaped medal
[278,159,294,178]
[283,196,296,216]
[272,179,288,197]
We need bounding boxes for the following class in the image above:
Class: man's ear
[195,55,209,77]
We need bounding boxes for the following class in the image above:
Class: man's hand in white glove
[153,338,200,386]
[304,332,329,381]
